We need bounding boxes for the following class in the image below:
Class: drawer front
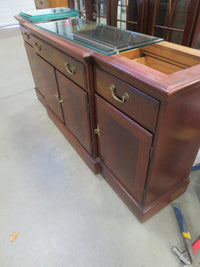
[24,42,64,122]
[29,35,86,89]
[21,27,32,45]
[95,68,159,132]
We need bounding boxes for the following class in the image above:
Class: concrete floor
[0,27,200,267]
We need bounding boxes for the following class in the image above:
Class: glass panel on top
[36,18,163,55]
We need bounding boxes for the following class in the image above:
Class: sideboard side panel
[145,84,200,205]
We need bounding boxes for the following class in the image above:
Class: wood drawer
[21,26,32,43]
[95,68,159,132]
[27,34,86,89]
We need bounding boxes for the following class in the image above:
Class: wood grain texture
[22,22,92,63]
[24,42,64,122]
[25,34,87,89]
[144,84,200,205]
[93,41,200,98]
[85,60,99,158]
[18,19,200,222]
[93,51,170,99]
[48,0,68,8]
[137,56,183,74]
[56,70,92,154]
[47,106,101,174]
[95,68,160,132]
[141,41,200,67]
[100,161,189,222]
[95,94,153,202]
[118,48,142,60]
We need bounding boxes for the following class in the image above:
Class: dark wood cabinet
[25,42,64,122]
[95,68,159,133]
[56,70,92,154]
[92,41,200,221]
[21,24,97,172]
[95,94,153,202]
[16,15,200,222]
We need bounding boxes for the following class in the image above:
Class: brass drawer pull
[34,42,42,51]
[64,62,77,75]
[109,84,129,103]
[23,32,30,39]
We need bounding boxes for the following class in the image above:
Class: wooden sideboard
[16,16,200,222]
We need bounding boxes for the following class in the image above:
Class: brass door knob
[94,124,100,137]
[34,42,42,51]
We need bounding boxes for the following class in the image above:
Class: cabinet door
[56,71,92,154]
[25,42,64,122]
[95,94,153,202]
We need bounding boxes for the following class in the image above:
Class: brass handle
[54,92,59,99]
[23,32,30,39]
[54,92,63,106]
[109,84,129,103]
[59,98,63,104]
[94,124,100,137]
[34,42,41,51]
[64,62,77,75]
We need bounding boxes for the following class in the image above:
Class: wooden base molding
[47,106,101,175]
[100,162,189,222]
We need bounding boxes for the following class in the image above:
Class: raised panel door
[95,94,153,202]
[56,70,92,154]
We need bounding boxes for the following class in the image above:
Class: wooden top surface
[92,41,200,98]
[15,15,200,99]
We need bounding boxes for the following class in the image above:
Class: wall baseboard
[0,24,20,39]
[192,164,200,171]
